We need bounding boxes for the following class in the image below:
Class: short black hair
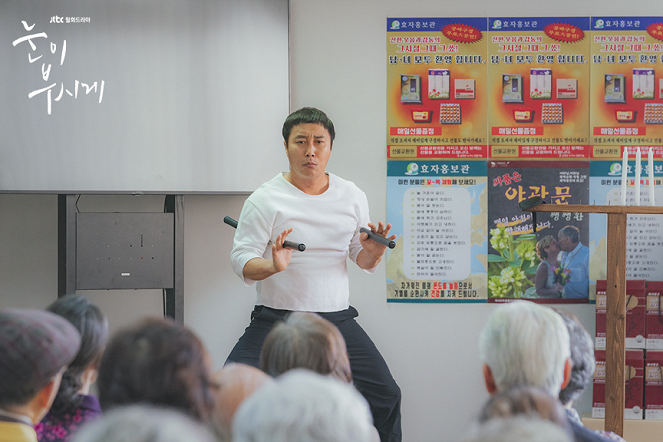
[282,107,335,144]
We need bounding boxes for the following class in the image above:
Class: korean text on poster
[487,17,590,159]
[386,160,488,302]
[487,161,590,303]
[387,18,488,160]
[589,161,663,286]
[590,17,663,159]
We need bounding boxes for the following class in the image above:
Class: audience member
[232,369,374,442]
[478,301,611,442]
[97,317,213,421]
[209,363,273,442]
[462,417,572,442]
[0,308,81,442]
[35,295,108,442]
[479,385,571,436]
[259,311,352,383]
[71,405,216,442]
[556,309,626,442]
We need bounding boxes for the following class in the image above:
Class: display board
[487,17,591,160]
[589,160,663,282]
[385,16,663,303]
[590,17,663,160]
[386,160,487,301]
[0,0,289,193]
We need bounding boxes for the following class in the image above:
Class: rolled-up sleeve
[348,191,376,274]
[230,200,272,286]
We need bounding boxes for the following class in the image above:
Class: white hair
[72,405,216,442]
[478,301,571,396]
[232,369,374,442]
[462,417,572,442]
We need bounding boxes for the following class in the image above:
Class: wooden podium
[524,203,663,437]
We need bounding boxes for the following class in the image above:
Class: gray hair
[260,312,352,383]
[478,301,571,396]
[232,369,374,442]
[558,225,580,243]
[72,405,216,442]
[478,386,572,438]
[556,309,595,406]
[462,417,572,442]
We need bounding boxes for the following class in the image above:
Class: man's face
[557,233,571,252]
[284,123,332,183]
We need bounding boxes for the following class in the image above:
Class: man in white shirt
[227,108,401,442]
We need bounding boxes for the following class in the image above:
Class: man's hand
[242,228,294,280]
[357,222,396,270]
[271,228,294,272]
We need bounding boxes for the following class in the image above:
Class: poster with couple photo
[487,160,590,303]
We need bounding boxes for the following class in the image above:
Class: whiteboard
[0,0,289,193]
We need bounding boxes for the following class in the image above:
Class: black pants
[225,305,402,442]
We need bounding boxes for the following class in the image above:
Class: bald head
[210,363,272,441]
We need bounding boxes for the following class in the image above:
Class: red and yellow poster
[387,18,488,159]
[487,17,591,160]
[590,17,663,160]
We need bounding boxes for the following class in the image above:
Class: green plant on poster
[487,226,539,298]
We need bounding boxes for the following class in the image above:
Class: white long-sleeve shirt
[230,172,373,312]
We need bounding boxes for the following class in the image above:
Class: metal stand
[57,195,184,323]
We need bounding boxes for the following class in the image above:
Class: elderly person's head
[479,301,572,397]
[97,317,213,421]
[210,363,273,442]
[260,312,352,383]
[555,309,595,407]
[557,226,580,252]
[233,369,374,442]
[71,405,216,442]
[0,308,81,424]
[479,386,571,436]
[462,417,572,442]
[46,294,108,415]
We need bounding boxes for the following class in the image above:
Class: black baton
[224,216,305,252]
[360,227,396,249]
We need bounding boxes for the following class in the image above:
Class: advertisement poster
[387,18,488,160]
[386,160,487,302]
[589,160,663,284]
[487,161,590,303]
[590,17,663,160]
[487,17,591,160]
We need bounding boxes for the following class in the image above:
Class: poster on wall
[386,160,488,302]
[487,161,590,303]
[487,17,591,160]
[590,17,663,160]
[589,160,663,286]
[387,17,488,160]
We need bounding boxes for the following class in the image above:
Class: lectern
[524,203,663,437]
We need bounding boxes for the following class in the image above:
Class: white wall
[2,1,660,441]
